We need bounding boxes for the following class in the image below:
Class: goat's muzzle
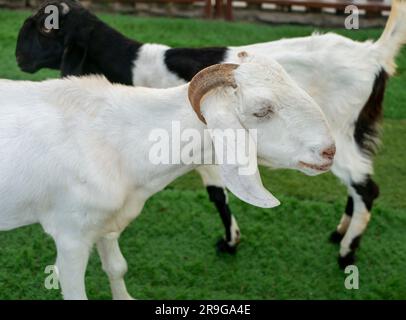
[188,63,239,124]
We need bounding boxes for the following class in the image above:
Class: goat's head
[16,0,94,75]
[189,56,335,208]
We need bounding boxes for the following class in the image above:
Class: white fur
[132,44,185,88]
[228,33,382,185]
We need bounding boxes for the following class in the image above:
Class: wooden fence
[0,0,392,22]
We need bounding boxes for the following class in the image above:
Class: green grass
[0,9,405,300]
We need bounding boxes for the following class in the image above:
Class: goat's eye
[40,26,53,35]
[253,106,274,119]
[37,18,55,36]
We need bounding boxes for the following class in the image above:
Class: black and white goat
[0,59,334,299]
[16,0,406,267]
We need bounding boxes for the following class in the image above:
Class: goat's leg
[54,236,92,300]
[207,186,241,254]
[97,233,134,300]
[337,176,379,269]
[196,166,241,254]
[329,195,354,244]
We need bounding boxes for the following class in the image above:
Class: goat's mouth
[16,56,37,73]
[18,63,37,73]
[16,54,61,73]
[299,161,333,172]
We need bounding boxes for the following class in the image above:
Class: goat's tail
[375,0,406,75]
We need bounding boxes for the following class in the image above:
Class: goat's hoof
[338,252,356,269]
[216,238,238,255]
[329,230,344,244]
[114,295,136,300]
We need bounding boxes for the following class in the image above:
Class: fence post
[204,0,212,19]
[225,0,233,20]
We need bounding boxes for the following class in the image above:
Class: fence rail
[0,0,392,22]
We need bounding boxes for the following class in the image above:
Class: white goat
[0,59,334,299]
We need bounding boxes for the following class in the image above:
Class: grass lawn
[0,9,405,300]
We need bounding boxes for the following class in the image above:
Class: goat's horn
[188,64,239,124]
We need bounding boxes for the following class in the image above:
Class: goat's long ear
[201,96,280,208]
[189,64,280,208]
[61,43,87,77]
[61,26,93,77]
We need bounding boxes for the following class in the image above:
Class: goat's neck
[85,20,142,85]
[105,84,211,197]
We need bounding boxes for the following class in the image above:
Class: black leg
[206,186,240,254]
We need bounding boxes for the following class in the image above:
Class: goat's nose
[16,54,26,66]
[321,145,336,160]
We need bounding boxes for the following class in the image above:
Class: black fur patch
[350,235,362,251]
[164,47,228,82]
[354,69,388,156]
[329,196,354,244]
[216,239,237,255]
[352,176,380,211]
[338,252,356,269]
[336,234,362,268]
[345,196,354,217]
[80,22,141,85]
[206,186,234,244]
[329,231,344,244]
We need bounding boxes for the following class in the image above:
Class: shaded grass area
[0,9,405,299]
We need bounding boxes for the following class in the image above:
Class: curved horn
[188,63,239,124]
